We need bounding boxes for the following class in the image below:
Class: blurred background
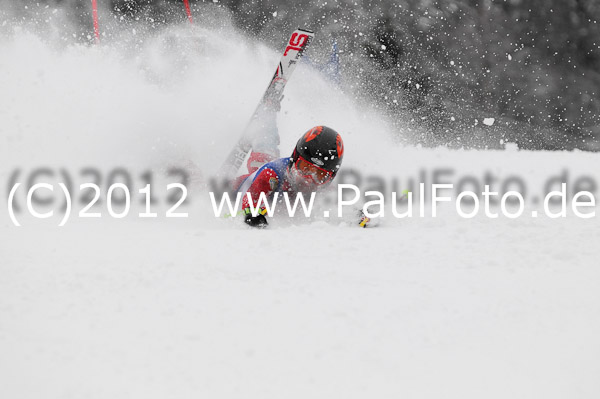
[2,0,600,151]
[1,4,599,399]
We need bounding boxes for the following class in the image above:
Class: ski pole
[183,0,193,24]
[91,0,100,43]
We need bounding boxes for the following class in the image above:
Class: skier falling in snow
[230,101,370,228]
[222,28,369,228]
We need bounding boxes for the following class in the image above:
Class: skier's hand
[245,213,268,228]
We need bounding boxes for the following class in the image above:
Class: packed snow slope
[1,21,599,399]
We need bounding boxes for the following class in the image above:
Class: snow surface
[1,24,599,399]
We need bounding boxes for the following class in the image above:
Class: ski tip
[297,28,314,35]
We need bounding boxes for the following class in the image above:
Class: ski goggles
[293,155,334,185]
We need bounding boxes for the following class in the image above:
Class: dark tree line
[5,0,600,150]
[215,0,600,150]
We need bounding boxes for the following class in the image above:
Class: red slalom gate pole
[183,0,193,24]
[91,0,100,43]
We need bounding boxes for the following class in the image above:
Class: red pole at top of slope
[91,0,100,43]
[183,0,194,24]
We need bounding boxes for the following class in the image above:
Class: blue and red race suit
[232,157,293,216]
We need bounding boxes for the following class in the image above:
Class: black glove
[245,213,268,228]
